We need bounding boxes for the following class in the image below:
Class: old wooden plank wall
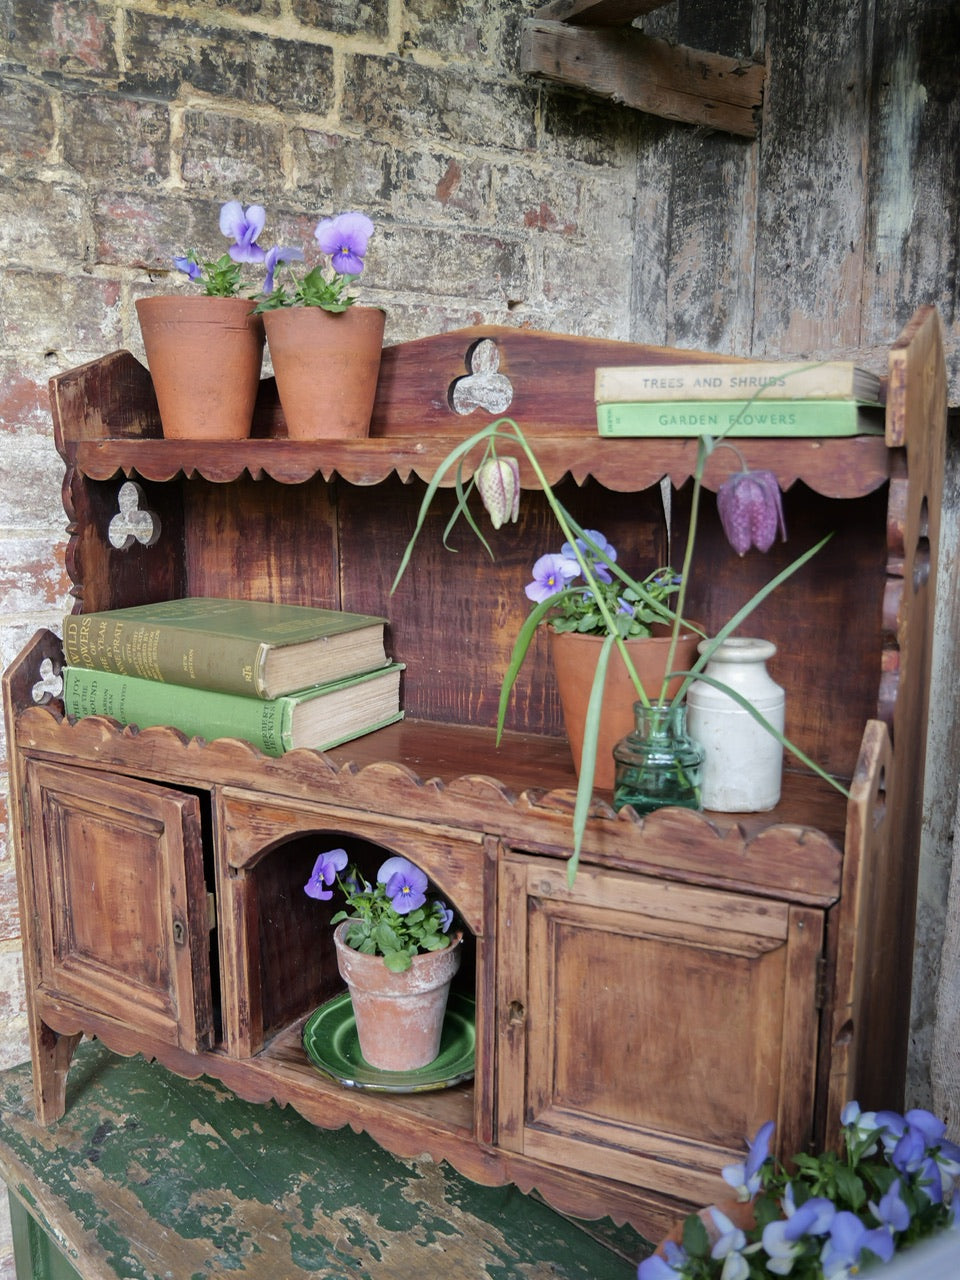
[631,0,960,1119]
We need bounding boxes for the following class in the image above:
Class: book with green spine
[62,663,405,757]
[594,360,883,404]
[596,399,885,439]
[62,597,389,699]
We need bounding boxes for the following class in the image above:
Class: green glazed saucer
[302,990,476,1093]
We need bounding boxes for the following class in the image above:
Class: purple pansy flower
[561,530,618,584]
[524,552,580,604]
[637,1241,687,1279]
[377,856,428,914]
[717,467,787,556]
[263,244,305,294]
[434,899,454,933]
[304,847,349,900]
[314,211,374,275]
[219,200,266,263]
[820,1210,894,1278]
[722,1120,775,1201]
[173,255,202,281]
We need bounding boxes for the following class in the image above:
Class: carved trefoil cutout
[450,339,514,416]
[32,657,63,704]
[108,481,161,550]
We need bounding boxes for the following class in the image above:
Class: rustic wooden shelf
[4,314,946,1242]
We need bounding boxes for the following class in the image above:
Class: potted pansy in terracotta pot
[304,848,461,1071]
[137,201,297,441]
[393,419,848,883]
[257,211,385,440]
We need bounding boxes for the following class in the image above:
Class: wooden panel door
[24,761,214,1052]
[497,852,824,1208]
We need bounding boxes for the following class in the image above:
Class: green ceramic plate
[302,990,476,1093]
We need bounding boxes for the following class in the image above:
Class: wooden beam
[534,0,672,26]
[520,19,765,139]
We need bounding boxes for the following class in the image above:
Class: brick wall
[0,0,638,1036]
[0,6,639,1269]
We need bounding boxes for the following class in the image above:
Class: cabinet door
[24,760,214,1052]
[497,852,823,1208]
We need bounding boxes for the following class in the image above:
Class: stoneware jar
[686,636,785,812]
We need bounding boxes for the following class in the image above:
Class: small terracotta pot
[549,624,702,790]
[263,305,386,440]
[333,921,462,1071]
[136,295,265,440]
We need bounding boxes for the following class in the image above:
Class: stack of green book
[61,597,404,757]
[594,359,885,438]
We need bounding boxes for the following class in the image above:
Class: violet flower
[722,1120,775,1201]
[561,530,618,583]
[173,256,203,281]
[304,847,349,900]
[263,244,305,294]
[314,211,374,275]
[717,467,787,556]
[377,856,428,914]
[220,200,266,263]
[524,552,580,604]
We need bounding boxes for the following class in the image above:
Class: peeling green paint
[0,1043,648,1278]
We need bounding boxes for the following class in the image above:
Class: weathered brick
[0,949,28,1069]
[0,179,89,267]
[148,0,282,16]
[491,162,582,237]
[401,0,500,60]
[541,239,633,338]
[537,91,640,168]
[93,191,216,274]
[3,0,118,79]
[180,108,286,193]
[0,74,56,168]
[393,150,494,224]
[289,130,395,210]
[372,224,530,303]
[62,90,170,185]
[121,13,335,114]
[0,269,122,365]
[291,0,389,40]
[0,537,72,612]
[342,55,539,153]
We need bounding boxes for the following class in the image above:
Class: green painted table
[0,1041,648,1279]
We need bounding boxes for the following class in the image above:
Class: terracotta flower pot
[263,305,386,440]
[549,624,702,790]
[333,921,462,1071]
[136,295,265,440]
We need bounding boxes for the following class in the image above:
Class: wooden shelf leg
[33,1023,83,1125]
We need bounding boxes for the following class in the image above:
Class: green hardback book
[62,662,405,758]
[596,399,886,439]
[62,597,389,699]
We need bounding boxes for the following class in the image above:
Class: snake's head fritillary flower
[717,468,787,556]
[476,456,520,529]
[314,211,375,275]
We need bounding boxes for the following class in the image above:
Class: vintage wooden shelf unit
[2,309,946,1241]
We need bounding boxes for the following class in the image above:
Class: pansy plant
[173,200,300,297]
[257,210,375,313]
[305,849,455,973]
[638,1104,960,1280]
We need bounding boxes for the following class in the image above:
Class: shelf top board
[50,327,894,498]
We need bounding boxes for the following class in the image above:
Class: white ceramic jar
[686,637,785,812]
